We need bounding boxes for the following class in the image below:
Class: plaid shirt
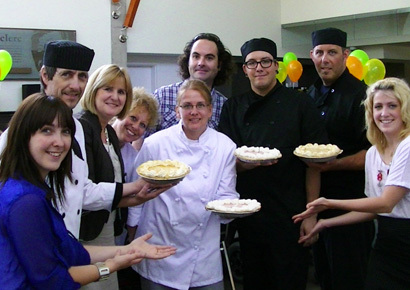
[150,81,227,135]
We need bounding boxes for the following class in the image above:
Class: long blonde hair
[364,77,410,153]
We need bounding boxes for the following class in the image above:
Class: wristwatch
[95,262,110,281]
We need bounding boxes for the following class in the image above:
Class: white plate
[294,151,341,163]
[205,205,260,218]
[236,156,280,164]
[296,155,338,163]
[140,175,186,185]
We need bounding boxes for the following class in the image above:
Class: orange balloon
[346,55,363,80]
[286,60,303,82]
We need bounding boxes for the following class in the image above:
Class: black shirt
[219,82,328,240]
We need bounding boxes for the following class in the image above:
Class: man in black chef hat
[303,27,374,290]
[218,37,328,290]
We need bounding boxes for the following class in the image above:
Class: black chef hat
[312,27,347,48]
[241,38,277,62]
[42,40,95,71]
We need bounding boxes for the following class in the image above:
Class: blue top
[0,177,90,289]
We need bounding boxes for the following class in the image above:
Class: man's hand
[236,158,278,172]
[298,219,328,244]
[299,216,319,247]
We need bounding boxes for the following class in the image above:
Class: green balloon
[0,50,13,81]
[350,49,369,67]
[283,52,297,66]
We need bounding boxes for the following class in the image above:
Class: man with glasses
[219,37,328,290]
[151,33,234,133]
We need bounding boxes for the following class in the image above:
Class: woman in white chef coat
[130,79,239,290]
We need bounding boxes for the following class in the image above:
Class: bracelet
[95,262,110,281]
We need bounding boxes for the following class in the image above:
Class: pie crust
[294,143,342,158]
[137,159,191,180]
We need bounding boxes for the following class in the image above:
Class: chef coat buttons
[175,198,180,202]
[77,209,81,215]
[62,213,66,218]
[74,179,78,185]
[331,89,335,93]
[194,246,198,250]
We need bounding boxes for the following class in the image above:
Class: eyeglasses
[244,59,274,69]
[179,103,209,111]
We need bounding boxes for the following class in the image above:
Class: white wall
[0,0,281,112]
[126,0,281,57]
[281,0,410,24]
[0,0,112,111]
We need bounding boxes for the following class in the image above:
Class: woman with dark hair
[0,93,176,289]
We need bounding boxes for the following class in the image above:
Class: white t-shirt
[365,135,410,218]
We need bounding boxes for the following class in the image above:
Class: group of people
[0,26,409,290]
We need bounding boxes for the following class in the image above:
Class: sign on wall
[0,28,76,80]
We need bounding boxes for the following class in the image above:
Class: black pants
[365,216,410,290]
[239,233,309,290]
[312,221,374,290]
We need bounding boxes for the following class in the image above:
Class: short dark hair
[0,93,75,206]
[40,66,57,92]
[178,33,235,87]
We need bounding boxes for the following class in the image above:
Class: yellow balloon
[276,61,287,83]
[364,59,386,85]
[0,50,13,81]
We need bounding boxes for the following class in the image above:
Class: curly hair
[129,87,159,129]
[178,33,235,87]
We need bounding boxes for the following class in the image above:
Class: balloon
[283,52,297,66]
[346,56,363,80]
[276,61,287,83]
[0,50,13,81]
[350,49,369,67]
[286,60,303,82]
[364,59,386,85]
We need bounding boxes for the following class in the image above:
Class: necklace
[104,127,110,145]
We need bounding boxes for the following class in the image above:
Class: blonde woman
[293,78,410,289]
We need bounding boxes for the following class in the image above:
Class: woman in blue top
[0,93,176,289]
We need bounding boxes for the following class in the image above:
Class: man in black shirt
[219,37,327,290]
[306,27,374,290]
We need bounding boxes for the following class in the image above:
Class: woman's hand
[292,197,330,223]
[105,249,145,273]
[127,233,177,259]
